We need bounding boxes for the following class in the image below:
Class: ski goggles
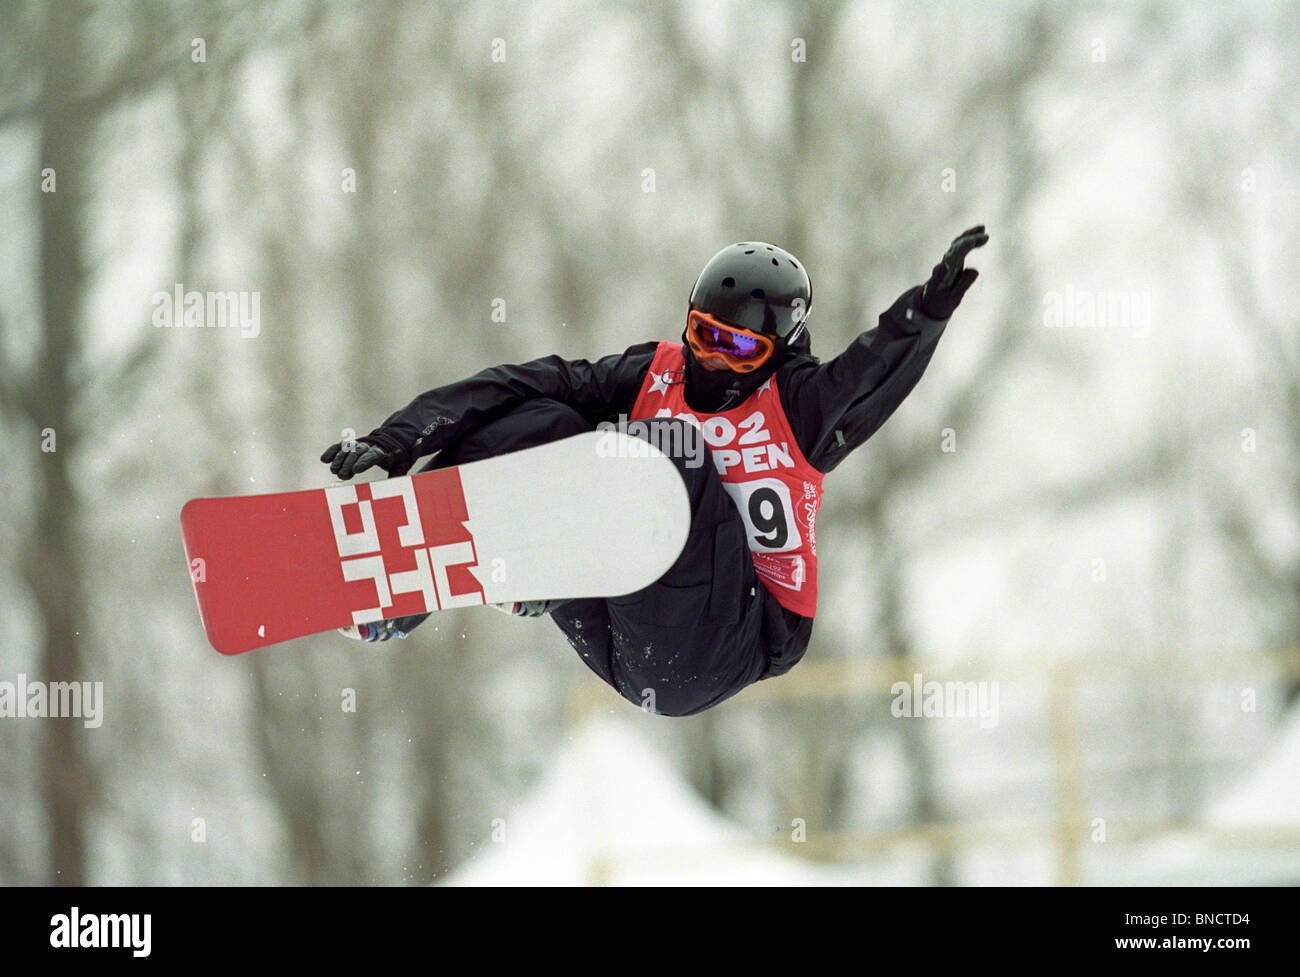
[686,309,775,372]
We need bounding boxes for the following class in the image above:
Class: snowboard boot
[337,611,431,642]
[492,599,563,618]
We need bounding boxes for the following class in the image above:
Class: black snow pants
[420,398,769,716]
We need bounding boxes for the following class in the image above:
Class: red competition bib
[629,342,824,617]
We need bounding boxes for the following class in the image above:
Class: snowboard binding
[337,600,560,641]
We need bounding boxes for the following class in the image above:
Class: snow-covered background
[0,0,1296,885]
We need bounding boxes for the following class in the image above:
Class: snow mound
[440,717,837,886]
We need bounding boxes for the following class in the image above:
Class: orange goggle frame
[685,309,775,372]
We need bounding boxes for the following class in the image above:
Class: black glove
[919,225,988,319]
[320,437,407,480]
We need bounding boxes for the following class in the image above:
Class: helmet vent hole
[743,249,755,255]
[722,277,735,288]
[771,257,779,266]
[751,288,765,299]
[790,260,799,268]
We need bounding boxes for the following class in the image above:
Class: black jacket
[366,285,948,676]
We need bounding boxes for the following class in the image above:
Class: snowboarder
[320,227,988,716]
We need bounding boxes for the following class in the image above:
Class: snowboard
[181,431,690,655]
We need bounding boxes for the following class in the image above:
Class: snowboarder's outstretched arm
[781,226,987,473]
[323,343,658,479]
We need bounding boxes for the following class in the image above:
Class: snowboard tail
[181,432,689,655]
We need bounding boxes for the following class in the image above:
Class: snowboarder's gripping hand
[320,437,409,480]
[919,225,989,320]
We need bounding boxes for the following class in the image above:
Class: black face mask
[679,327,811,413]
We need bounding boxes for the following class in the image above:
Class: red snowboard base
[181,432,689,654]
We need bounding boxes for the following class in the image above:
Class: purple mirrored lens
[700,323,763,357]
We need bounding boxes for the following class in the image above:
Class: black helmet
[689,242,812,352]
